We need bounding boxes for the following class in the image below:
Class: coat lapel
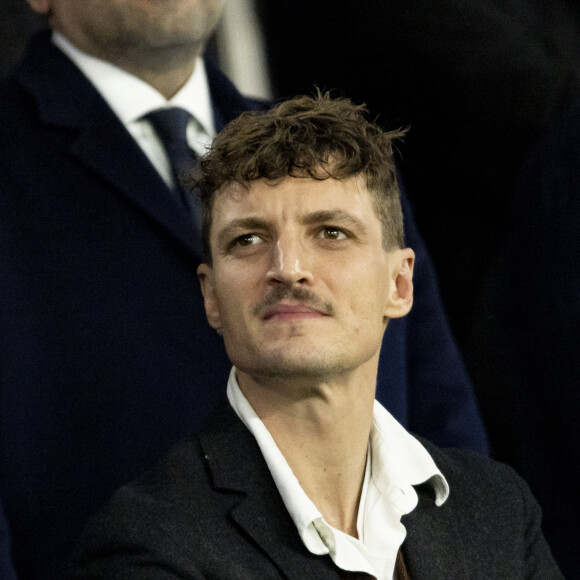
[69,120,201,256]
[199,401,339,580]
[400,437,477,580]
[400,483,465,579]
[17,30,201,258]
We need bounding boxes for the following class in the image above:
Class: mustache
[253,286,334,318]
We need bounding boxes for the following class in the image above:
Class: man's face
[198,175,414,383]
[28,0,224,60]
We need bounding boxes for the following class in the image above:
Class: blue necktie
[146,107,199,217]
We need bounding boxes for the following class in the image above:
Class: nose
[266,234,314,286]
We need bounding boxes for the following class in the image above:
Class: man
[68,94,560,579]
[0,1,486,578]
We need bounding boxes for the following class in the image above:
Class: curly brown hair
[189,91,407,264]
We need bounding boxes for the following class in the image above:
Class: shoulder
[74,401,260,542]
[102,401,255,513]
[81,436,216,533]
[67,404,282,577]
[409,439,563,578]
[417,437,549,542]
[68,436,235,571]
[423,439,532,504]
[67,437,216,578]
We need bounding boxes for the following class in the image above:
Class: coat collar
[198,400,340,579]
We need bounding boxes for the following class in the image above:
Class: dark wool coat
[68,399,562,579]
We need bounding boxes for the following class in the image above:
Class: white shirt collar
[226,367,449,579]
[51,31,216,137]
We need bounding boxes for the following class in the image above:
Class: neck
[238,366,377,537]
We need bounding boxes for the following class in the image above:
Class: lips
[262,303,329,321]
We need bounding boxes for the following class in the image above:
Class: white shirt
[227,368,449,580]
[52,32,216,188]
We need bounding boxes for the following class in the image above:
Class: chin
[245,352,349,381]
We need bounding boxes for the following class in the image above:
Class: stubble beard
[83,1,223,72]
[229,325,357,388]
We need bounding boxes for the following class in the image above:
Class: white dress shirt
[227,367,449,580]
[52,32,216,189]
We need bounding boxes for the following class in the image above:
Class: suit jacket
[0,30,487,580]
[67,399,562,580]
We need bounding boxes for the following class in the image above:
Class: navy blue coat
[0,31,487,580]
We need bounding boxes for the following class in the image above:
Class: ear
[384,248,415,319]
[26,0,52,15]
[197,263,222,332]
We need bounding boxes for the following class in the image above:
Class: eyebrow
[216,209,368,248]
[216,217,271,248]
[302,209,368,233]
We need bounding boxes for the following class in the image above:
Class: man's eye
[232,233,262,247]
[318,227,347,240]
